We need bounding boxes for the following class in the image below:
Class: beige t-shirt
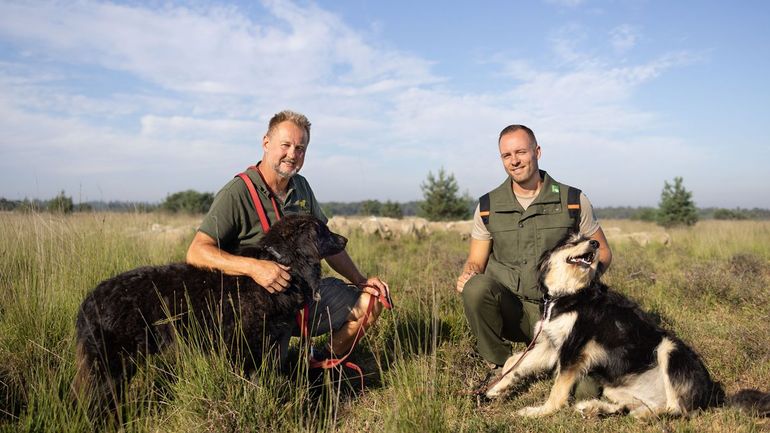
[471,191,600,241]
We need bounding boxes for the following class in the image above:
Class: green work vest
[482,170,578,301]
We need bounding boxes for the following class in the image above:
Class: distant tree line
[594,206,770,221]
[322,169,475,221]
[595,177,770,225]
[322,200,422,218]
[2,175,768,221]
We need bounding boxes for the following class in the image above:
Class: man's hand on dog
[357,276,388,297]
[250,259,292,293]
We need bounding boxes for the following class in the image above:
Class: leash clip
[266,246,283,261]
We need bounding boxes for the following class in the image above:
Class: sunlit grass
[1,212,768,432]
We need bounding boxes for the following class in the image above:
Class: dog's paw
[517,405,553,417]
[574,401,599,419]
[485,378,516,399]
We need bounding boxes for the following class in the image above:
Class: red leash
[299,283,393,392]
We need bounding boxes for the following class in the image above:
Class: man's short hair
[267,110,311,144]
[498,124,538,149]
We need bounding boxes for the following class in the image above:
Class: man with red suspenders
[186,110,389,367]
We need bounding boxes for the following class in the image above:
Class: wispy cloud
[610,24,639,54]
[544,0,585,8]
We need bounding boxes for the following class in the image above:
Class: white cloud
[499,51,694,128]
[139,115,260,141]
[544,0,585,7]
[0,1,437,97]
[550,25,593,66]
[610,24,639,54]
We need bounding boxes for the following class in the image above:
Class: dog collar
[542,295,557,321]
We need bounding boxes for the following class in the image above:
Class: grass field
[1,212,769,432]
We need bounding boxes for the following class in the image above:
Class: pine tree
[657,177,698,227]
[418,168,471,221]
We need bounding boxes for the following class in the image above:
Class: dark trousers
[461,274,541,366]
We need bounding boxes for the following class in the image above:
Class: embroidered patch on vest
[551,184,560,194]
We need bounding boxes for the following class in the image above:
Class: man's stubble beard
[273,160,299,179]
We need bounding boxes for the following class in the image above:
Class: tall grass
[1,213,769,432]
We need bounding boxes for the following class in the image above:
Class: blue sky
[1,0,768,208]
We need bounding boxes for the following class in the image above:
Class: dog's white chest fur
[542,309,577,348]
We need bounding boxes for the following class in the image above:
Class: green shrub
[161,190,214,214]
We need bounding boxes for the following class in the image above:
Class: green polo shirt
[198,163,327,252]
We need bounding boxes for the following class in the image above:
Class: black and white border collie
[486,233,769,418]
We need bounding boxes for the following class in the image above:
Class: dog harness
[236,165,392,391]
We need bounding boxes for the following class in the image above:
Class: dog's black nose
[589,240,599,248]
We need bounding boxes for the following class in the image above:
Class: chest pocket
[487,212,524,266]
[537,216,574,253]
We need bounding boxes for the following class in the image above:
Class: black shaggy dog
[73,214,347,406]
[486,233,770,418]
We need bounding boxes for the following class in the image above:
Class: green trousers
[462,273,541,366]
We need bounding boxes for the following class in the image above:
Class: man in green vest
[186,109,388,365]
[455,124,612,389]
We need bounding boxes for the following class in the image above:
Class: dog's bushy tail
[71,340,96,405]
[72,332,118,411]
[728,389,770,416]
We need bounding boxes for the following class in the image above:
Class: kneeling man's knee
[350,292,382,325]
[462,275,496,311]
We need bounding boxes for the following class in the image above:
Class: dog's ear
[314,220,347,258]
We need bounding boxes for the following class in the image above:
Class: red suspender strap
[236,172,270,234]
[236,164,281,234]
[253,165,282,219]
